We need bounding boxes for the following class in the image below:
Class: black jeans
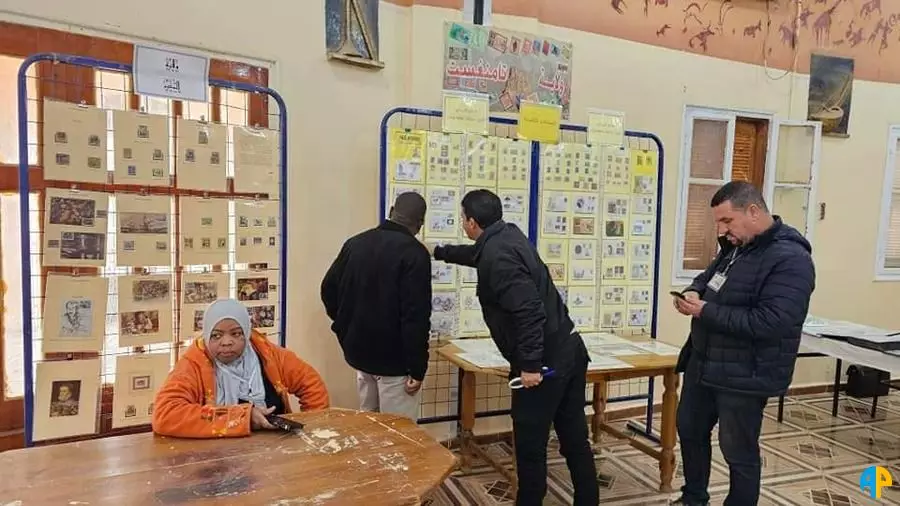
[677,362,767,506]
[511,359,598,506]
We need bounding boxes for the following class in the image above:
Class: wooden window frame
[672,106,776,285]
[875,125,900,281]
[0,21,271,444]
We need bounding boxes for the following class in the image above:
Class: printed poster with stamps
[179,197,229,266]
[236,269,279,338]
[117,273,173,347]
[112,353,170,429]
[442,22,573,119]
[116,194,172,267]
[113,110,169,186]
[235,199,280,267]
[234,126,280,197]
[497,138,531,190]
[431,290,459,340]
[43,188,110,267]
[180,271,230,339]
[602,145,631,194]
[176,119,227,192]
[33,358,101,442]
[426,132,462,186]
[42,99,108,184]
[42,274,108,354]
[388,128,427,184]
[462,135,498,188]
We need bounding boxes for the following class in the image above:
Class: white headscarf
[203,299,266,407]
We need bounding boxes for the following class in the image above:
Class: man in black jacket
[321,192,431,421]
[431,189,598,506]
[672,181,815,506]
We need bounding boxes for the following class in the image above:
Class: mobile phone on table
[266,414,305,432]
[669,291,686,300]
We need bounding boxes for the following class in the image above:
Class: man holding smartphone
[429,189,598,506]
[671,181,815,506]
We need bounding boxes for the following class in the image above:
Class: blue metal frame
[17,53,289,447]
[379,107,665,439]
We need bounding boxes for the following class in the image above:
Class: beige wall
[2,0,899,411]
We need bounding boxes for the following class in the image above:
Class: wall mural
[569,0,900,82]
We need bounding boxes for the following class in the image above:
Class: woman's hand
[250,405,276,430]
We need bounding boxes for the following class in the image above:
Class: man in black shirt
[431,189,598,506]
[321,192,431,421]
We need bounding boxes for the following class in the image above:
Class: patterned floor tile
[804,397,899,424]
[816,425,900,462]
[827,463,900,506]
[766,403,856,430]
[761,433,874,471]
[617,447,730,491]
[765,474,899,506]
[871,395,900,415]
[707,489,783,506]
[710,442,815,481]
[547,455,665,504]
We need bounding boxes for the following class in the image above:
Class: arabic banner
[443,22,574,119]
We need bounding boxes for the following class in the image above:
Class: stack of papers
[456,351,509,369]
[630,341,681,356]
[587,354,633,370]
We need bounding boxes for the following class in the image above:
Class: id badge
[707,272,727,292]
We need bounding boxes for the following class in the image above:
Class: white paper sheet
[457,351,509,369]
[630,341,681,356]
[450,338,499,354]
[581,332,631,347]
[586,344,647,357]
[587,354,633,371]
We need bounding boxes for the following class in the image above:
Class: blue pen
[508,366,556,389]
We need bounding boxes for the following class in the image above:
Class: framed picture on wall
[807,54,854,137]
[325,0,384,69]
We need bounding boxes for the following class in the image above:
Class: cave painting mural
[581,0,900,83]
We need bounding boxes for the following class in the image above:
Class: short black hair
[461,189,503,229]
[390,192,427,229]
[710,181,769,213]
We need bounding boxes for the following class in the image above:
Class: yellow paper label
[587,110,625,147]
[518,101,562,144]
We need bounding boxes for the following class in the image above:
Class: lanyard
[720,248,742,276]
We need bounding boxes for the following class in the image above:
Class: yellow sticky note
[587,109,625,147]
[442,92,490,135]
[518,101,562,144]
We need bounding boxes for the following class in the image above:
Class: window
[674,107,820,284]
[875,126,900,279]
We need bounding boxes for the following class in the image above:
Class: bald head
[389,192,427,234]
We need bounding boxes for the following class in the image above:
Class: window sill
[874,273,900,282]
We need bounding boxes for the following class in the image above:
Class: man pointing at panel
[429,189,598,506]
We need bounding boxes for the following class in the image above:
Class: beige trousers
[356,371,421,422]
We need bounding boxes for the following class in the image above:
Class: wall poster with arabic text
[443,22,574,119]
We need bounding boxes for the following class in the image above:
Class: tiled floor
[424,392,900,505]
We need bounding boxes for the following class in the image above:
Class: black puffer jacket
[676,218,816,397]
[434,221,586,376]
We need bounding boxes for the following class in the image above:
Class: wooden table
[436,340,679,493]
[0,408,457,505]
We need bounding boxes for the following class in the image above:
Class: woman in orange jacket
[152,298,329,438]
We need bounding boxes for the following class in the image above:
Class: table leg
[458,369,476,471]
[591,380,608,445]
[871,395,879,419]
[659,370,679,493]
[832,358,842,418]
[777,395,785,423]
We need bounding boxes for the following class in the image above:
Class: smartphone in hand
[669,291,686,300]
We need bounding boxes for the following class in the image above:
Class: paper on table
[450,338,499,354]
[581,332,631,347]
[587,344,648,357]
[457,351,509,369]
[587,354,633,371]
[631,341,681,356]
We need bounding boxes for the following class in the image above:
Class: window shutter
[731,121,755,183]
[689,119,727,179]
[683,184,718,271]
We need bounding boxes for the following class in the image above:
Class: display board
[537,143,659,336]
[379,107,664,427]
[385,128,532,341]
[16,53,289,447]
